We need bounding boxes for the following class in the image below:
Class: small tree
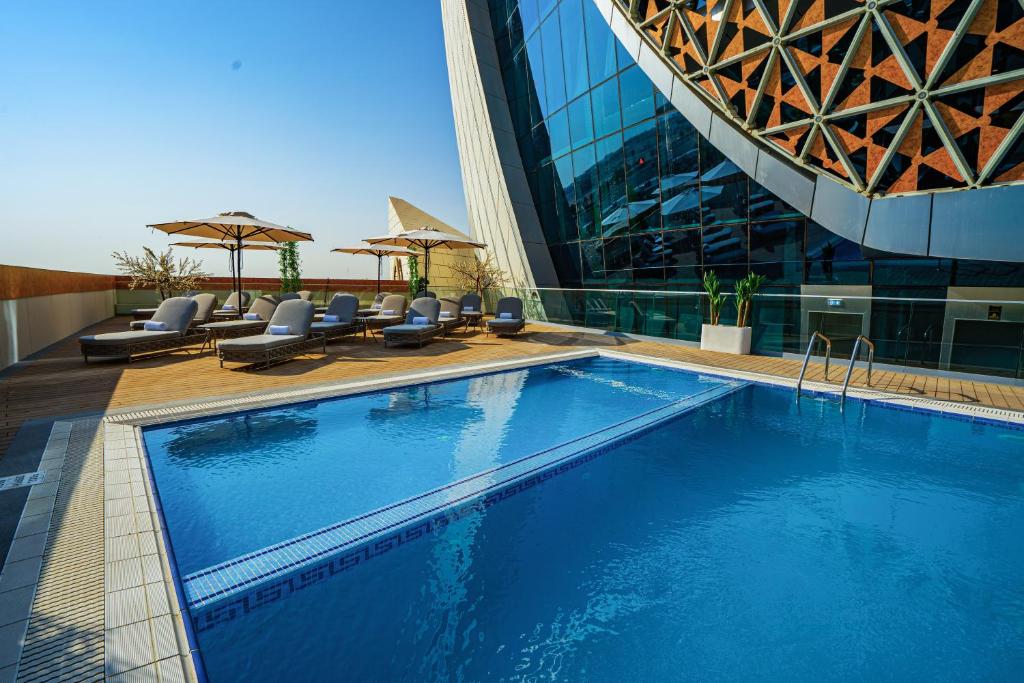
[448,253,506,297]
[734,272,766,327]
[112,247,209,301]
[407,253,420,297]
[278,241,302,292]
[702,270,726,326]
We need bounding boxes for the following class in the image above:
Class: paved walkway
[2,316,1022,460]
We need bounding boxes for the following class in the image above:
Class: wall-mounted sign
[827,298,844,308]
[988,305,1002,321]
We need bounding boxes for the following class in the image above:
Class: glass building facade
[481,0,1024,376]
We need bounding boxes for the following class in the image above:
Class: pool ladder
[796,332,875,410]
[840,335,875,410]
[796,331,831,399]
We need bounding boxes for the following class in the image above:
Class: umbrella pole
[422,247,430,295]
[235,237,244,319]
[376,255,382,294]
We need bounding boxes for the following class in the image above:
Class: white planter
[700,324,751,354]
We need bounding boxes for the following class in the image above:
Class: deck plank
[2,316,1021,459]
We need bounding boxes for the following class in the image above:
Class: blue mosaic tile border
[186,381,745,632]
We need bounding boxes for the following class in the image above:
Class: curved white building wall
[440,0,558,289]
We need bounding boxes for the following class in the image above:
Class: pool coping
[2,345,1020,681]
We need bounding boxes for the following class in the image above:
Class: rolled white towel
[323,314,340,322]
[143,321,168,331]
[381,309,395,315]
[499,312,513,319]
[243,313,260,320]
[439,311,453,319]
[268,325,290,335]
[221,304,236,311]
[412,316,429,325]
[462,307,475,313]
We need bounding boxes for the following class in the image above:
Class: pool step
[183,380,746,627]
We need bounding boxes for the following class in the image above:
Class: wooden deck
[2,316,1022,458]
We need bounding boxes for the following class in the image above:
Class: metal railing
[796,331,831,399]
[840,335,876,410]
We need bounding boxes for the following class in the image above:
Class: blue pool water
[143,357,729,575]
[142,359,1024,681]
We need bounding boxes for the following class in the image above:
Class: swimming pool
[141,356,1024,681]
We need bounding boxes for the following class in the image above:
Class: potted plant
[699,270,763,354]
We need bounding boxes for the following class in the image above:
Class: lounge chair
[311,294,361,341]
[297,290,313,301]
[277,292,301,301]
[218,300,322,369]
[358,291,390,317]
[486,297,526,337]
[415,290,437,299]
[80,297,204,363]
[211,291,252,319]
[362,294,407,338]
[130,293,216,330]
[437,297,465,337]
[382,297,442,348]
[459,293,483,330]
[199,295,279,347]
[316,291,354,314]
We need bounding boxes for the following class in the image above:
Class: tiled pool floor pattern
[181,380,744,612]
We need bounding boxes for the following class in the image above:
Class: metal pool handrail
[796,331,831,399]
[840,335,875,410]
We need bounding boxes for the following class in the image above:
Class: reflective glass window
[572,145,600,240]
[560,0,589,101]
[596,133,627,238]
[618,65,655,128]
[663,228,702,268]
[540,15,567,114]
[553,153,578,241]
[698,139,748,225]
[703,224,749,267]
[569,145,598,239]
[750,220,803,262]
[631,232,664,271]
[567,94,594,149]
[623,120,660,232]
[525,32,547,121]
[580,239,605,283]
[583,0,617,85]
[749,180,802,221]
[550,242,582,287]
[603,235,632,273]
[657,112,700,229]
[591,77,621,139]
[520,0,541,36]
[547,107,571,159]
[531,121,552,166]
[616,40,635,71]
[953,260,1024,287]
[806,221,862,261]
[538,0,558,21]
[873,259,952,288]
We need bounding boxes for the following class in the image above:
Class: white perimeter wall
[0,290,115,371]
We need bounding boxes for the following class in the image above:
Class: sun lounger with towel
[81,297,204,362]
[217,300,322,369]
[382,297,443,348]
[486,297,526,336]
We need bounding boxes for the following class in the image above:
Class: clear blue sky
[0,1,467,279]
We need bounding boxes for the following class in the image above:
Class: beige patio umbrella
[171,241,281,293]
[363,228,485,290]
[331,246,415,293]
[150,211,313,317]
